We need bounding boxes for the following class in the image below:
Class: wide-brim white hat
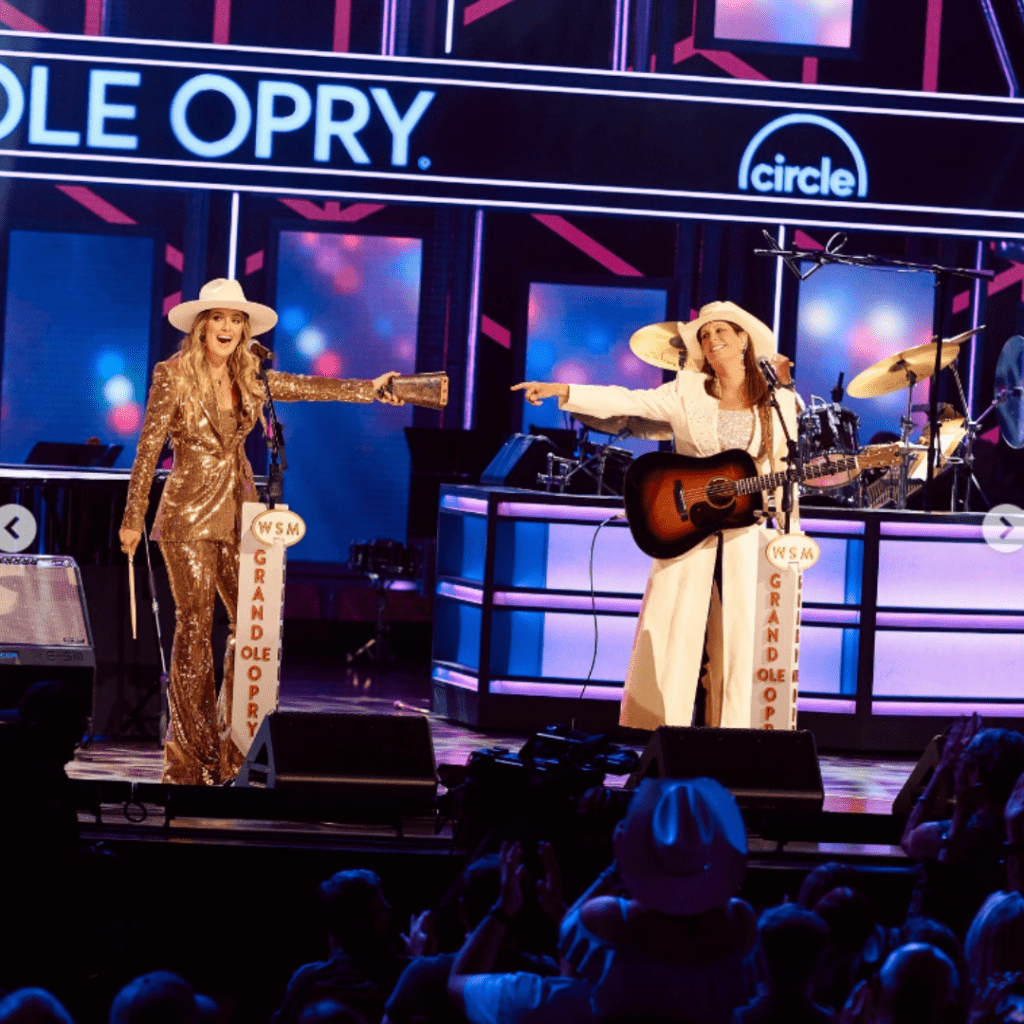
[167,278,278,337]
[615,777,748,916]
[629,301,776,373]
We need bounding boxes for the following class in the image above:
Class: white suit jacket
[561,371,800,475]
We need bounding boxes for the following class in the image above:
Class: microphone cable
[571,511,627,730]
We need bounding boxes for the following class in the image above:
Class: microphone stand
[253,345,286,508]
[760,362,800,535]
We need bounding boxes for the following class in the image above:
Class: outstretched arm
[512,381,569,406]
[513,378,679,423]
[266,369,403,404]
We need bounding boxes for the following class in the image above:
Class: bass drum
[798,400,862,492]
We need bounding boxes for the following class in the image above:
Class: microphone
[758,357,782,390]
[249,340,272,362]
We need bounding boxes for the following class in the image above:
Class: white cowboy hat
[615,777,748,916]
[167,278,278,337]
[629,301,777,373]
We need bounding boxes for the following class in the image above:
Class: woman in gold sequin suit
[119,279,401,785]
[514,302,799,732]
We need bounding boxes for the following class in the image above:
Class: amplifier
[0,554,95,716]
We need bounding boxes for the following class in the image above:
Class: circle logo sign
[0,503,37,553]
[765,532,821,571]
[251,508,306,547]
[982,503,1024,554]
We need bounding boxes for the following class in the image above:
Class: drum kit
[797,328,1024,510]
[541,319,1024,509]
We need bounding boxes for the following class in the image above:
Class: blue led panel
[274,231,421,563]
[795,263,936,446]
[523,283,667,458]
[1,230,154,465]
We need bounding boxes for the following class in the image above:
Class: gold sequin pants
[160,540,246,785]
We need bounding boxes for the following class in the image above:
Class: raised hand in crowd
[902,714,982,860]
[400,910,436,960]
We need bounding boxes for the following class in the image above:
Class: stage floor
[70,658,917,820]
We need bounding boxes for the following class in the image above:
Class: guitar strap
[757,398,776,510]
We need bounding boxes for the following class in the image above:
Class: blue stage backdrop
[795,263,937,447]
[274,230,421,564]
[522,282,667,458]
[0,229,154,465]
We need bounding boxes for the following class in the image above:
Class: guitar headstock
[856,443,904,470]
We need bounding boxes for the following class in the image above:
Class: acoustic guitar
[623,443,902,559]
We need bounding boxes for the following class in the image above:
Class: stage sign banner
[3,32,1024,234]
[232,501,286,755]
[751,532,801,731]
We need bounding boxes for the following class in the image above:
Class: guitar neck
[735,453,862,495]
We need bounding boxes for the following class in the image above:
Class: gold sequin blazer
[121,356,376,541]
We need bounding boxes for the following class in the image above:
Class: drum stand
[896,371,918,510]
[345,573,393,665]
[949,365,993,512]
[537,432,629,496]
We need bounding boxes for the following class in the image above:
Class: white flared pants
[619,525,760,731]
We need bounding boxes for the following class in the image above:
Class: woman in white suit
[514,301,798,731]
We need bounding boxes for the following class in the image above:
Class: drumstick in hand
[128,553,137,640]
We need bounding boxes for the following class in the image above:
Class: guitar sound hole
[705,476,736,509]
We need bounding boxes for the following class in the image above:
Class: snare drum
[799,400,862,491]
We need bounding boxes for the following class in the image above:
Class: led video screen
[273,230,421,564]
[701,0,859,52]
[522,282,667,458]
[1,229,155,466]
[795,263,937,449]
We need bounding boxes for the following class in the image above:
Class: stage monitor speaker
[626,726,824,812]
[479,433,559,489]
[892,735,951,817]
[235,712,437,815]
[0,554,94,718]
[81,563,176,740]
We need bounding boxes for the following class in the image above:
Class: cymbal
[995,334,1024,449]
[847,338,964,398]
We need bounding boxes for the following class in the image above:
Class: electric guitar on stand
[624,443,902,559]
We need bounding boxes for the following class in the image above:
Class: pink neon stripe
[802,57,818,84]
[952,290,970,314]
[481,314,511,348]
[56,185,136,224]
[793,229,823,251]
[464,0,517,26]
[922,0,942,92]
[212,0,231,44]
[988,262,1024,295]
[672,35,769,81]
[333,0,351,51]
[335,202,387,221]
[165,244,184,272]
[0,1,47,31]
[701,48,770,82]
[278,198,386,222]
[982,425,1000,443]
[83,0,102,35]
[245,250,265,275]
[532,214,642,277]
[673,36,695,64]
[163,291,182,316]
